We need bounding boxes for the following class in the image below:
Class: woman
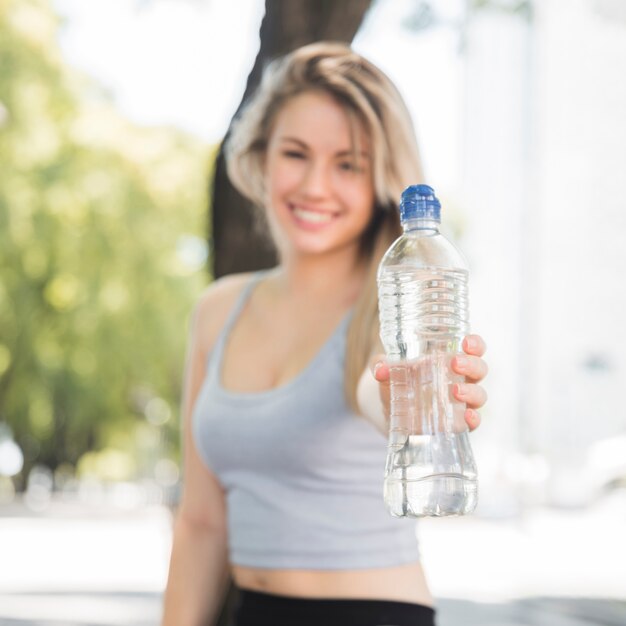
[161,42,488,626]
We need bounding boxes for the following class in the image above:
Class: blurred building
[462,0,626,506]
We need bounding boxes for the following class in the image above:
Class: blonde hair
[225,42,424,412]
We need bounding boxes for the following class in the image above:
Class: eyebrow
[279,136,369,159]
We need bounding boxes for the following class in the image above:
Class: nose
[300,159,332,199]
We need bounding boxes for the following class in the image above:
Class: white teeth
[292,206,334,224]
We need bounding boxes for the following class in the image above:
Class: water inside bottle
[384,432,478,517]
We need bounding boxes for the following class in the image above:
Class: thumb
[369,354,390,383]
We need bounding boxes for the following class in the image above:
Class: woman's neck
[268,250,367,310]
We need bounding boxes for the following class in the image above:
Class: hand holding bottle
[369,333,488,433]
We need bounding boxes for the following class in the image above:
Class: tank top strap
[205,269,269,375]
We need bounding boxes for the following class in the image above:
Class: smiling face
[263,90,376,262]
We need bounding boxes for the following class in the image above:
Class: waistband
[232,587,437,626]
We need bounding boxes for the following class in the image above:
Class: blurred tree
[0,0,209,489]
[210,0,373,278]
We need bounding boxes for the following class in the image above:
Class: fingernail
[467,337,477,350]
[455,356,468,370]
[455,383,468,397]
[373,361,383,376]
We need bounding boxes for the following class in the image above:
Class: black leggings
[232,588,437,626]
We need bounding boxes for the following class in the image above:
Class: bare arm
[161,283,241,626]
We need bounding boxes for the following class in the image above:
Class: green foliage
[0,0,212,486]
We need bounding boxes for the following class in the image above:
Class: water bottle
[377,184,478,517]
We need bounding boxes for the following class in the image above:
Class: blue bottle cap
[399,184,441,223]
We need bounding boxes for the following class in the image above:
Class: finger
[464,408,481,432]
[369,354,389,383]
[462,334,487,357]
[453,383,488,409]
[451,354,489,382]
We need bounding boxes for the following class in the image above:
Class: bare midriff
[231,560,435,607]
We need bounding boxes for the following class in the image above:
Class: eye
[282,150,306,159]
[338,161,363,173]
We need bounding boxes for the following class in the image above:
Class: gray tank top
[192,269,420,569]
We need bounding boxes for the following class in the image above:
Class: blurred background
[1,0,625,625]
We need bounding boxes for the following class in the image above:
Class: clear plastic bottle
[377,184,478,517]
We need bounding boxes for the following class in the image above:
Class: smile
[288,203,340,226]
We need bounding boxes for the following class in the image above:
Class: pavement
[0,491,625,626]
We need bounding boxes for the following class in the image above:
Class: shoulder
[191,271,257,359]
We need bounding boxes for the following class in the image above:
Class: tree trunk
[210,0,372,279]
